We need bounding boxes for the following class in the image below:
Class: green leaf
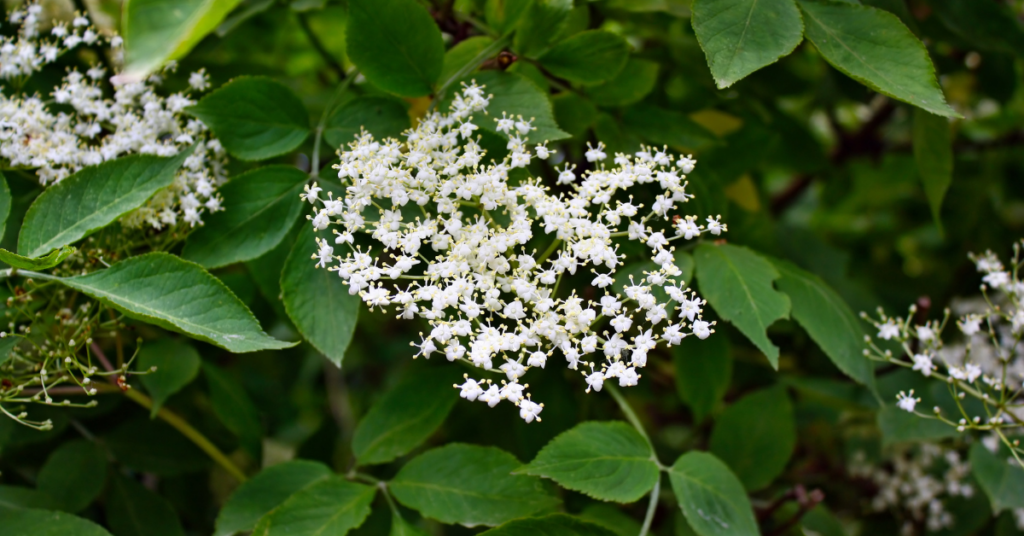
[969,443,1024,514]
[668,452,759,536]
[215,460,333,536]
[797,0,958,117]
[0,246,75,271]
[517,421,659,503]
[694,243,790,368]
[324,97,410,149]
[538,30,630,85]
[451,71,570,142]
[552,93,598,139]
[485,0,531,35]
[623,104,718,152]
[691,0,804,88]
[252,477,375,536]
[105,418,210,475]
[391,444,560,527]
[106,474,185,536]
[709,386,796,491]
[18,151,192,259]
[36,440,106,513]
[930,0,1024,58]
[204,362,263,459]
[281,225,360,366]
[877,405,958,446]
[188,77,310,161]
[514,0,574,59]
[578,504,642,536]
[0,486,58,511]
[479,514,620,536]
[137,338,201,417]
[390,513,430,536]
[63,253,294,353]
[352,365,459,466]
[0,508,114,536]
[183,166,309,268]
[586,58,659,107]
[673,332,731,423]
[346,0,445,97]
[0,172,11,241]
[439,36,496,86]
[121,0,242,80]
[912,108,953,232]
[772,258,873,384]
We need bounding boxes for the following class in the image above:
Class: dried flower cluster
[302,83,725,421]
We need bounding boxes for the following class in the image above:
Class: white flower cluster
[1,3,100,80]
[0,4,226,230]
[304,83,725,422]
[850,445,975,534]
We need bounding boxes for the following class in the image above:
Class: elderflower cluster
[1,3,100,80]
[850,444,975,534]
[0,4,226,230]
[862,241,1024,448]
[303,83,725,422]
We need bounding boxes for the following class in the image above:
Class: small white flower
[896,390,919,413]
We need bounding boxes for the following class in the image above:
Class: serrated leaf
[252,477,375,536]
[668,452,759,536]
[517,421,659,503]
[479,514,620,536]
[709,386,796,491]
[215,460,332,536]
[623,104,718,152]
[391,444,560,527]
[691,0,804,88]
[204,362,262,459]
[281,225,359,366]
[62,253,294,353]
[797,0,958,117]
[346,0,444,97]
[121,0,242,80]
[450,71,569,142]
[0,508,114,536]
[323,97,410,149]
[188,77,310,161]
[694,243,790,368]
[586,58,659,107]
[969,443,1024,514]
[912,108,953,232]
[106,473,185,536]
[673,333,731,423]
[538,30,629,85]
[137,338,201,417]
[183,166,309,268]
[579,504,642,536]
[352,366,458,466]
[36,440,106,513]
[772,258,873,384]
[515,0,575,58]
[18,150,192,259]
[0,246,75,271]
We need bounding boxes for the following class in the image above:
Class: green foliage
[203,362,263,459]
[0,509,113,536]
[251,477,375,535]
[454,71,570,142]
[0,173,11,241]
[0,246,75,271]
[215,460,332,536]
[137,338,201,416]
[913,109,954,231]
[673,332,731,422]
[668,452,759,536]
[537,31,629,85]
[106,474,185,536]
[122,0,242,79]
[346,0,444,97]
[514,0,573,58]
[518,421,660,503]
[188,78,310,161]
[324,97,411,148]
[19,151,192,258]
[969,444,1024,514]
[585,58,659,107]
[36,441,106,513]
[709,385,796,491]
[479,514,619,536]
[390,444,561,527]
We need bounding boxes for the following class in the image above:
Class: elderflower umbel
[304,83,725,422]
[0,4,226,230]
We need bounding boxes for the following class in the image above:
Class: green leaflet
[439,36,496,86]
[204,362,263,459]
[691,0,804,88]
[18,150,192,259]
[538,30,629,85]
[323,97,410,149]
[586,58,659,107]
[104,418,211,476]
[391,444,561,527]
[449,71,570,142]
[798,0,958,117]
[622,103,718,152]
[969,443,1024,514]
[36,440,107,513]
[183,166,310,268]
[930,0,1024,58]
[668,452,759,536]
[281,225,360,366]
[346,0,444,97]
[0,486,59,511]
[351,365,459,465]
[479,514,620,536]
[121,0,242,80]
[517,421,659,503]
[912,108,954,233]
[514,0,574,58]
[0,172,11,241]
[877,405,958,446]
[188,77,310,161]
[251,477,375,536]
[0,246,75,271]
[215,460,333,536]
[62,253,294,353]
[0,508,114,536]
[106,474,185,536]
[694,243,790,368]
[137,338,202,417]
[673,333,731,422]
[709,386,796,491]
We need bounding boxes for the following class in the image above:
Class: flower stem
[606,383,653,450]
[639,476,661,536]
